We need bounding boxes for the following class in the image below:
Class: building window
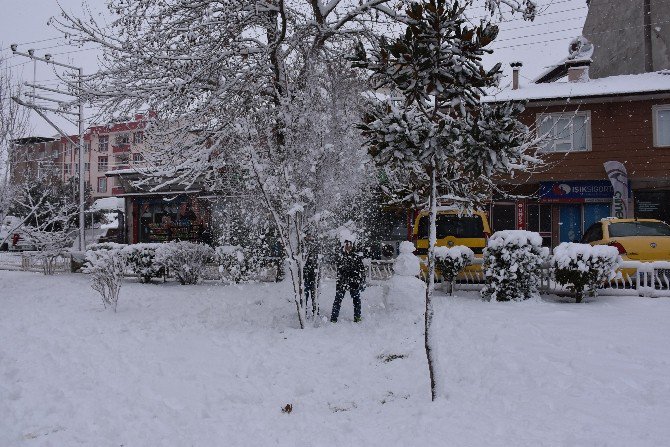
[98,135,109,152]
[133,131,144,144]
[84,162,90,172]
[84,142,91,153]
[132,153,144,163]
[653,105,670,147]
[98,156,108,171]
[98,177,107,193]
[64,163,71,175]
[537,111,591,153]
[115,133,130,145]
[52,149,59,159]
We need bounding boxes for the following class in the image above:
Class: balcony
[112,143,131,153]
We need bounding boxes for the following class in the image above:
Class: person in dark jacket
[330,238,366,323]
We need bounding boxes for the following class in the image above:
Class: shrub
[154,241,214,285]
[481,230,548,302]
[434,245,474,295]
[216,245,246,283]
[84,245,127,312]
[122,243,163,283]
[552,243,620,303]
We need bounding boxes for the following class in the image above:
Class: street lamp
[11,45,87,251]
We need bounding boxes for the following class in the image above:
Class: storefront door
[559,204,582,243]
[583,203,610,230]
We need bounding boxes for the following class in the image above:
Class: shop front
[130,194,212,244]
[538,180,616,245]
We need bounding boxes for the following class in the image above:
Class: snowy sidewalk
[1,270,670,446]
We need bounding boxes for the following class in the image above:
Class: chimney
[566,59,591,83]
[510,61,522,90]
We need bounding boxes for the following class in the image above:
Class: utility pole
[10,45,86,251]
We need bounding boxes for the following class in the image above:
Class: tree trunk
[286,216,306,329]
[425,166,439,401]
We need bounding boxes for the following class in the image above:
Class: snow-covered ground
[2,270,670,446]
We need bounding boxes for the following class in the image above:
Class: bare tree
[0,55,31,239]
[53,0,536,327]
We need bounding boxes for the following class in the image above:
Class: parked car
[413,209,490,255]
[412,208,491,279]
[582,218,670,279]
[1,216,36,252]
[581,218,670,261]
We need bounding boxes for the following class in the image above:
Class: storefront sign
[516,201,526,230]
[539,180,614,203]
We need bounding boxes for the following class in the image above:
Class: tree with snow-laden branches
[9,179,81,274]
[54,0,537,328]
[0,55,30,236]
[351,0,542,400]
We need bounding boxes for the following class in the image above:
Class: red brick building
[484,70,670,247]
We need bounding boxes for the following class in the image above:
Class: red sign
[516,201,526,230]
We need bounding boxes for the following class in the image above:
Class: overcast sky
[0,0,589,137]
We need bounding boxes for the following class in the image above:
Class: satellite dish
[568,36,594,61]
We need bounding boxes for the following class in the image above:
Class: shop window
[98,177,107,193]
[635,190,670,224]
[98,135,109,152]
[527,204,552,246]
[490,204,516,233]
[537,111,590,153]
[653,105,670,147]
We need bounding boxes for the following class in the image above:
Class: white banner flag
[603,161,629,218]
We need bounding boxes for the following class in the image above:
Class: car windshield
[608,221,670,237]
[417,214,484,239]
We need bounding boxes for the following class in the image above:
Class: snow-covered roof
[483,70,670,103]
[91,197,125,212]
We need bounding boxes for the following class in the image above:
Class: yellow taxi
[412,209,490,279]
[581,218,670,261]
[582,218,670,280]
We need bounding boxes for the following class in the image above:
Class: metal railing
[438,258,670,297]
[0,251,71,273]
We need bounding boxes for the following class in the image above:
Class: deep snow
[2,270,670,446]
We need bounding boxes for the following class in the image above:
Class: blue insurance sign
[539,180,614,202]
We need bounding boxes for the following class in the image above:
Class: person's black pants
[330,283,361,322]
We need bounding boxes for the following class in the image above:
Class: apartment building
[9,137,63,186]
[34,114,146,199]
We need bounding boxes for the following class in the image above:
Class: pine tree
[353,0,542,400]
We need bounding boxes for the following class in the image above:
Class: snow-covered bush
[482,230,548,302]
[434,245,474,295]
[122,243,163,283]
[154,241,214,285]
[84,245,127,312]
[216,245,246,283]
[552,243,621,303]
